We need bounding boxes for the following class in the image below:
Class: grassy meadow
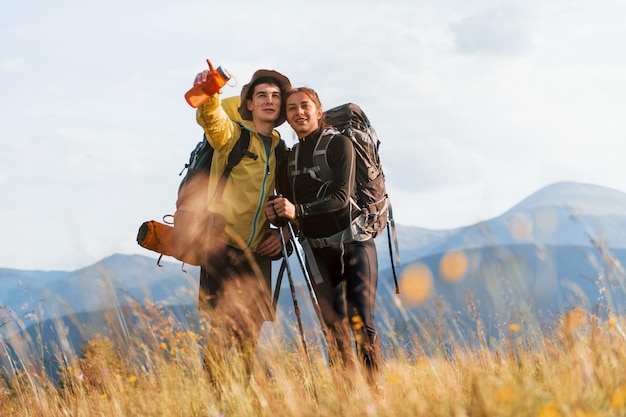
[2,232,626,417]
[1,292,626,417]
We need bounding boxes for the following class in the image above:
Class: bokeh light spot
[400,263,433,306]
[509,212,533,240]
[535,207,558,235]
[439,250,468,282]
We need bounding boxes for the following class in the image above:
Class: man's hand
[257,228,290,259]
[193,70,222,95]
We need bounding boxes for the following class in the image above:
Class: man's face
[246,83,282,125]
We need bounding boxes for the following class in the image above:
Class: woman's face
[286,91,322,137]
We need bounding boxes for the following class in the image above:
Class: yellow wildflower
[610,385,626,409]
[496,385,513,403]
[509,323,521,332]
[536,402,562,417]
[608,315,617,329]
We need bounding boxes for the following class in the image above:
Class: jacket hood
[221,95,242,121]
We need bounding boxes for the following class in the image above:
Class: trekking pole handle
[268,194,288,227]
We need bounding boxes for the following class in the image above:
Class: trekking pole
[285,221,326,332]
[387,219,401,294]
[282,221,322,405]
[387,203,401,294]
[266,212,318,402]
[276,224,311,361]
[272,258,286,311]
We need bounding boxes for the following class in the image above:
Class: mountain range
[2,181,626,373]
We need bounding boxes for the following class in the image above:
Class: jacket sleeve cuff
[295,204,306,219]
[195,95,221,128]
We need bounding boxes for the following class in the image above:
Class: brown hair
[284,87,328,128]
[246,76,285,100]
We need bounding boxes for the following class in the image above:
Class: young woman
[265,87,381,381]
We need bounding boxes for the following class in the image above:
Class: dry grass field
[1,295,626,417]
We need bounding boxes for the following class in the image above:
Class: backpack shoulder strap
[223,125,254,177]
[287,142,307,177]
[315,129,360,213]
[213,124,257,202]
[311,128,340,182]
[288,129,340,182]
[274,138,288,164]
[287,142,300,202]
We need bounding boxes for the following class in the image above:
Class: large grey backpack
[289,103,400,287]
[322,103,390,238]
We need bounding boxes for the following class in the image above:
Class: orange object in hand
[184,59,232,108]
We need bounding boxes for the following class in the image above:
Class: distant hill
[0,254,199,321]
[373,181,626,262]
[506,181,626,217]
[2,181,626,370]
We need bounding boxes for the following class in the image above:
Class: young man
[191,67,291,387]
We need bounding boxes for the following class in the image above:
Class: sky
[2,0,626,271]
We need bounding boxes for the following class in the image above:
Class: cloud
[2,58,25,72]
[451,4,533,55]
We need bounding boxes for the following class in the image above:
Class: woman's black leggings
[309,238,381,372]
